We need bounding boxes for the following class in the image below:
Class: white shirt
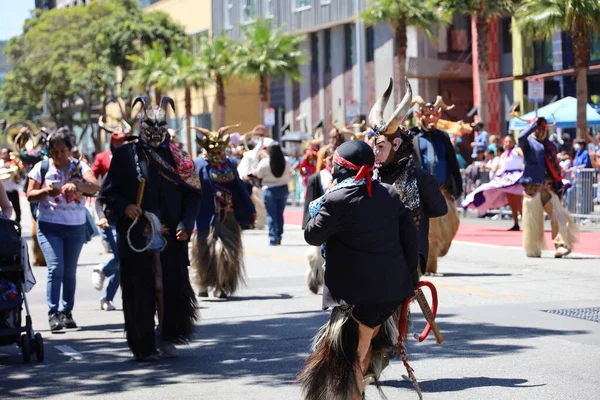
[0,160,21,192]
[254,157,292,189]
[28,158,91,226]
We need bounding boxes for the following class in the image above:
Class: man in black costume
[371,78,448,277]
[100,97,201,361]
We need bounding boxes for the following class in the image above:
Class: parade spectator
[0,183,13,219]
[455,145,467,169]
[488,135,501,153]
[571,138,592,172]
[559,151,572,172]
[0,147,22,223]
[470,122,489,158]
[254,142,292,246]
[26,129,100,332]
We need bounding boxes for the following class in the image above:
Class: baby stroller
[0,217,44,363]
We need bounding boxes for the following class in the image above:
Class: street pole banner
[264,107,275,127]
[528,78,544,103]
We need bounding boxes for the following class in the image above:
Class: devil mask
[193,124,241,164]
[368,78,413,168]
[412,96,454,132]
[132,96,175,148]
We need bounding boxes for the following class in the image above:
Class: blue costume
[191,132,256,299]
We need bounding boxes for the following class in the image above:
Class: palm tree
[515,0,600,140]
[234,19,304,118]
[162,49,212,154]
[197,36,236,127]
[361,0,450,94]
[438,0,516,126]
[127,43,172,105]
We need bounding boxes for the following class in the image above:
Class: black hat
[334,140,375,169]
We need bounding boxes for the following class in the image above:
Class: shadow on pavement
[200,293,294,302]
[0,311,588,397]
[439,272,514,278]
[382,376,546,391]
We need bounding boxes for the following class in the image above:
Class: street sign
[528,78,544,103]
[264,107,275,127]
[346,100,359,120]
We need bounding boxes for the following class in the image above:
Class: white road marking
[55,345,83,361]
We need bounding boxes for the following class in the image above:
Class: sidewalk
[284,207,600,256]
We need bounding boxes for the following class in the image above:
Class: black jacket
[379,167,447,274]
[411,128,463,199]
[304,181,417,306]
[302,172,325,229]
[99,142,201,260]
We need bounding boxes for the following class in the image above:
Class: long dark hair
[268,142,286,178]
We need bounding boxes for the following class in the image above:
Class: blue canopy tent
[508,96,600,130]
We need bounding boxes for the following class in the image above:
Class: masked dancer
[298,140,418,400]
[100,96,201,361]
[513,110,578,258]
[372,79,449,279]
[191,125,255,299]
[410,95,463,274]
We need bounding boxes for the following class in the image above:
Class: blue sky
[0,0,33,41]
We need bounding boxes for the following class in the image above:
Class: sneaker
[60,311,78,329]
[155,327,179,358]
[48,313,63,332]
[100,298,116,311]
[92,266,105,291]
[134,352,160,362]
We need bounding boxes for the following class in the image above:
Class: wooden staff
[136,178,146,207]
[415,288,444,344]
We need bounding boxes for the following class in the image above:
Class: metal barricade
[566,168,599,222]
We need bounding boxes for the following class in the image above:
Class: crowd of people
[0,78,595,398]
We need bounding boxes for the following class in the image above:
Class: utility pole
[354,0,365,119]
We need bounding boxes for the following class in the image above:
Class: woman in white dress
[462,134,524,230]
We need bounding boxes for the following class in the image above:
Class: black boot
[48,313,63,332]
[60,311,78,329]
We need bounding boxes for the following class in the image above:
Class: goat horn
[132,96,150,119]
[218,123,241,136]
[547,114,557,128]
[159,96,176,115]
[510,104,529,122]
[383,78,413,135]
[191,126,212,137]
[368,78,393,132]
[433,95,455,113]
[121,119,131,134]
[98,116,114,134]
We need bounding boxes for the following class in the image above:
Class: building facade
[212,0,474,139]
[143,0,262,152]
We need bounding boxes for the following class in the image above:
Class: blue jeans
[37,221,86,314]
[101,227,120,302]
[263,185,289,244]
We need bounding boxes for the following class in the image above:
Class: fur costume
[192,124,255,298]
[100,96,201,360]
[305,246,324,294]
[191,212,245,296]
[427,187,459,274]
[517,116,579,258]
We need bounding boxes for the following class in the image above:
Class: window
[447,14,470,52]
[264,0,274,18]
[344,24,354,69]
[224,0,234,28]
[501,17,512,54]
[241,0,257,24]
[311,33,319,74]
[533,38,553,71]
[591,35,600,62]
[366,26,375,62]
[321,0,331,4]
[294,0,311,11]
[324,29,331,72]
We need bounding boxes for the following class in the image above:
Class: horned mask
[510,104,556,141]
[132,96,175,148]
[193,124,241,163]
[412,95,454,132]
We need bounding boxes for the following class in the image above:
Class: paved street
[1,207,599,400]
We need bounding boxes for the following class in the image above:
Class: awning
[508,96,600,130]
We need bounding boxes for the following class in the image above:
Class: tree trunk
[394,18,408,96]
[259,74,270,122]
[184,85,193,155]
[572,19,590,140]
[216,74,225,127]
[475,10,490,126]
[154,88,162,106]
